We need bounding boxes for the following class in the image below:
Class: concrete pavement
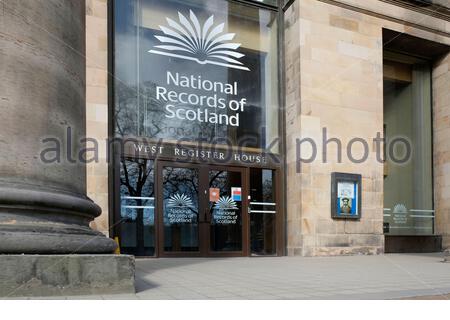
[9,253,450,300]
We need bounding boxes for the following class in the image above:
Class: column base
[0,184,117,254]
[0,255,135,297]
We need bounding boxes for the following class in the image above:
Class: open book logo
[393,203,407,214]
[214,196,238,210]
[149,10,250,71]
[167,193,194,208]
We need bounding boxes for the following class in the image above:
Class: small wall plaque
[331,172,361,219]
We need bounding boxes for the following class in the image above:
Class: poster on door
[209,188,220,202]
[231,187,242,201]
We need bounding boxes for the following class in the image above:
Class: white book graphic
[167,193,194,208]
[214,196,238,210]
[149,10,250,71]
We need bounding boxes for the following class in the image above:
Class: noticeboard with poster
[331,172,362,219]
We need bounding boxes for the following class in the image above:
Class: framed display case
[331,172,362,219]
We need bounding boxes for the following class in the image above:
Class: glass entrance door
[161,165,200,253]
[208,167,246,255]
[157,162,247,257]
[249,169,277,256]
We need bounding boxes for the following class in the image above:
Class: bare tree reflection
[120,158,154,255]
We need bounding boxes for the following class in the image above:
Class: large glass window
[114,0,279,152]
[383,53,434,235]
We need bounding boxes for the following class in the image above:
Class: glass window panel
[383,57,434,235]
[120,158,155,256]
[163,167,199,252]
[114,0,279,152]
[250,168,276,255]
[209,170,243,251]
[114,0,139,136]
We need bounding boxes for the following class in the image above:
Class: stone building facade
[84,0,450,256]
[284,0,450,255]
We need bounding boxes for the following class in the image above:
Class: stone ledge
[287,245,384,256]
[0,254,135,297]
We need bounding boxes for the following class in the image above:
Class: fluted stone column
[0,0,116,253]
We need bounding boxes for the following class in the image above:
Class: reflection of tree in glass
[140,82,175,138]
[262,177,273,203]
[115,80,252,145]
[120,158,154,254]
[115,81,167,138]
[141,81,228,142]
[115,81,138,137]
[208,170,242,218]
[209,171,226,215]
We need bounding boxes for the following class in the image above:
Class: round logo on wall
[392,203,408,224]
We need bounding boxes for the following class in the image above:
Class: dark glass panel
[250,168,276,255]
[119,158,156,256]
[163,167,200,252]
[209,170,243,251]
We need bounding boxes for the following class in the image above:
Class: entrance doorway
[117,158,281,257]
[157,162,247,257]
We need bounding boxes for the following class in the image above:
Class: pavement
[15,253,450,299]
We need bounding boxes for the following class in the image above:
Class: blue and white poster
[336,181,358,216]
[231,187,242,202]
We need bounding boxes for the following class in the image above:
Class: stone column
[433,52,450,250]
[0,0,116,253]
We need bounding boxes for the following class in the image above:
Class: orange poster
[209,188,220,202]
